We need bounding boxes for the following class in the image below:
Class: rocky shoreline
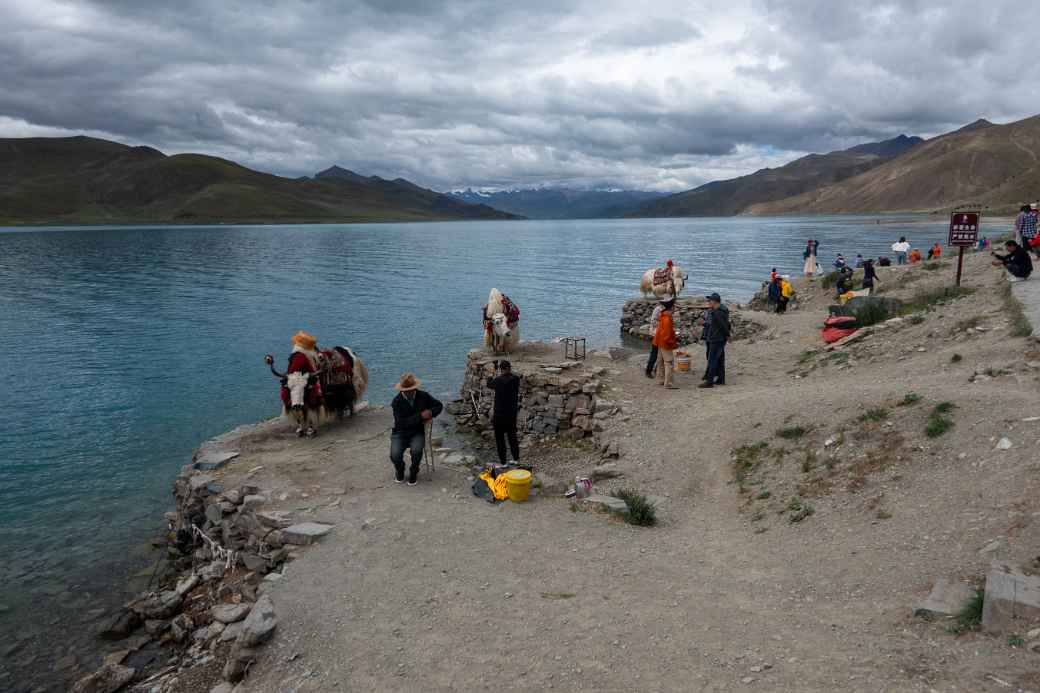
[64,419,334,693]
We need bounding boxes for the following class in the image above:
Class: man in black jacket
[992,240,1033,281]
[699,292,731,389]
[390,372,443,485]
[487,360,521,465]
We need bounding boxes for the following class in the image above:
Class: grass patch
[756,489,771,500]
[1008,633,1025,648]
[925,402,956,438]
[948,587,985,634]
[859,407,889,422]
[612,488,658,527]
[921,260,947,271]
[541,592,576,600]
[787,497,815,523]
[733,441,768,484]
[821,351,850,366]
[776,425,809,440]
[899,392,922,406]
[950,353,963,363]
[905,286,975,313]
[797,350,817,364]
[1000,281,1033,337]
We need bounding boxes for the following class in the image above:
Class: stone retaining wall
[620,297,766,344]
[452,350,620,448]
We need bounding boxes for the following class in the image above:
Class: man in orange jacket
[653,297,679,389]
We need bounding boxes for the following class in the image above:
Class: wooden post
[955,246,965,286]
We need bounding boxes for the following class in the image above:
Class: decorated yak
[264,331,369,437]
[640,260,687,298]
[483,288,520,354]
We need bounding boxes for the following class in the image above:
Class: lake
[0,215,985,687]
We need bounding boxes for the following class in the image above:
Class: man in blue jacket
[699,293,731,389]
[390,372,443,485]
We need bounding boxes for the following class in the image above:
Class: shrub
[951,587,985,633]
[859,407,889,422]
[776,426,809,440]
[921,260,947,271]
[612,488,657,527]
[925,402,956,438]
[852,302,892,327]
[787,496,815,523]
[899,392,921,406]
[733,441,768,484]
[950,353,962,363]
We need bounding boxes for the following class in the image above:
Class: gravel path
[230,253,1040,692]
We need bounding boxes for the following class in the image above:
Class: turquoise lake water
[0,215,983,687]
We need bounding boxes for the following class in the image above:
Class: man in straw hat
[390,373,444,485]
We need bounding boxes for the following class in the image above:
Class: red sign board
[948,211,980,246]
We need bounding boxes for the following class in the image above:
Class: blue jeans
[897,252,907,265]
[705,341,726,384]
[390,431,425,483]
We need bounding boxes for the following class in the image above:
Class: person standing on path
[778,276,793,313]
[645,300,664,378]
[1022,204,1039,257]
[803,239,819,279]
[891,236,910,265]
[390,373,443,485]
[653,297,678,389]
[699,292,731,389]
[486,359,521,466]
[1015,205,1031,246]
[861,259,880,293]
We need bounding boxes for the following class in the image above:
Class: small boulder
[591,464,623,481]
[237,594,277,647]
[71,663,136,693]
[913,579,977,620]
[580,495,628,514]
[281,523,333,546]
[212,603,252,624]
[982,561,1040,631]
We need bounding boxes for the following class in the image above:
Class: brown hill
[627,135,922,217]
[749,116,1040,215]
[0,136,518,225]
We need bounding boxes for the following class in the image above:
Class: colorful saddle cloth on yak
[319,347,354,387]
[653,267,674,287]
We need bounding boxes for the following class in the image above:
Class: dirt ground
[212,251,1040,692]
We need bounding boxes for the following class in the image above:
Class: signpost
[948,210,980,286]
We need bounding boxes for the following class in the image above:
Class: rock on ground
[982,561,1040,631]
[913,578,977,619]
[238,594,277,647]
[70,663,135,693]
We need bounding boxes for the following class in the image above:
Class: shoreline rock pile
[620,297,765,343]
[76,436,332,693]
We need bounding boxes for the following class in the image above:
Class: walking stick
[424,420,435,477]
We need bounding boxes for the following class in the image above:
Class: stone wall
[453,350,619,442]
[620,297,766,343]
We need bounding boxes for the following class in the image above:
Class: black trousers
[776,297,788,313]
[493,417,520,464]
[645,345,659,376]
[705,341,726,384]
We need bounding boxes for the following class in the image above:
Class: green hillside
[0,137,518,225]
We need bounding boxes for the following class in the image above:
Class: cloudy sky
[2,0,1037,191]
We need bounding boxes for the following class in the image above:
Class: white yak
[640,262,687,298]
[483,288,520,354]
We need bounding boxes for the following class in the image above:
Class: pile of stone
[620,297,765,343]
[79,462,333,692]
[452,351,621,440]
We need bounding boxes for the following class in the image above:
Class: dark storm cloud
[1,0,1037,191]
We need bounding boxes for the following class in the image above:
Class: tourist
[1022,205,1039,256]
[803,239,819,279]
[390,372,443,485]
[653,296,678,389]
[835,267,853,298]
[909,248,922,264]
[779,276,793,313]
[862,259,880,293]
[699,292,730,389]
[855,254,865,268]
[991,240,1033,282]
[834,253,848,270]
[487,360,521,466]
[645,299,664,379]
[1015,205,1031,246]
[770,267,778,281]
[930,242,942,260]
[767,275,782,311]
[891,236,910,265]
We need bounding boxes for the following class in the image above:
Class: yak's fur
[484,288,520,353]
[278,347,368,435]
[640,265,686,298]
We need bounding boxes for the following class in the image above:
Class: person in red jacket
[653,297,679,389]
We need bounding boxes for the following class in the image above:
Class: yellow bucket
[504,469,532,502]
[675,350,691,372]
